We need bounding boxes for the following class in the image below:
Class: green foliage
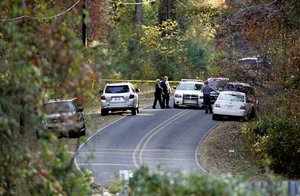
[128,166,287,195]
[243,114,300,178]
[140,20,204,80]
[94,1,219,80]
[215,0,300,179]
[0,1,91,194]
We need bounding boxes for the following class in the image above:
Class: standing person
[201,81,214,114]
[152,79,164,109]
[161,76,172,108]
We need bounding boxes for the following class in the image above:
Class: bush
[128,166,288,195]
[243,115,300,178]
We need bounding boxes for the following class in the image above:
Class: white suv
[99,82,140,116]
[173,79,204,108]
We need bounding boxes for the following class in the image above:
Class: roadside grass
[199,121,266,180]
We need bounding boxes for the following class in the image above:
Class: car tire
[131,108,137,115]
[136,107,139,114]
[249,108,256,119]
[212,114,219,121]
[101,109,108,116]
[173,102,179,108]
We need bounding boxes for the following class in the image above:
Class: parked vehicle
[37,98,86,138]
[207,77,229,91]
[173,79,204,108]
[223,82,258,110]
[207,77,229,104]
[99,82,140,116]
[212,91,256,121]
[238,56,273,85]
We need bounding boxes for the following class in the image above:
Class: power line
[0,0,81,22]
[108,0,156,5]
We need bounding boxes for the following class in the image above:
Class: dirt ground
[198,121,260,177]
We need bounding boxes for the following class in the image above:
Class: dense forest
[0,0,299,194]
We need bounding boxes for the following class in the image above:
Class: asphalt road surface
[75,104,219,185]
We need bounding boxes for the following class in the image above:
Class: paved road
[75,105,219,185]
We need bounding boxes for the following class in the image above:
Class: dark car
[37,98,86,138]
[207,77,229,104]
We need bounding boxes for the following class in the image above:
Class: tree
[0,1,92,194]
[216,0,300,178]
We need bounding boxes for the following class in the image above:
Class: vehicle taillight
[252,98,257,104]
[129,94,134,99]
[100,95,106,100]
[240,105,246,110]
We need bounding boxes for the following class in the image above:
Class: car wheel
[136,107,139,114]
[101,109,108,116]
[212,114,219,121]
[131,108,137,115]
[249,108,256,119]
[75,131,81,138]
[173,102,179,108]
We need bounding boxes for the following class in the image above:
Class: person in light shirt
[160,76,172,108]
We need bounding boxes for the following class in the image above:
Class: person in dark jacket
[201,81,214,113]
[152,79,164,109]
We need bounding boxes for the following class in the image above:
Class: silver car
[99,82,140,116]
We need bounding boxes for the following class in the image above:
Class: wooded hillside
[0,0,299,194]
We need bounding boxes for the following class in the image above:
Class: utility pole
[82,0,87,47]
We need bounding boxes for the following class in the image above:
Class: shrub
[243,115,300,178]
[128,166,288,195]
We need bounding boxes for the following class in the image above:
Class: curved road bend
[75,105,219,185]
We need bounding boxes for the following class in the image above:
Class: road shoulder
[198,121,250,176]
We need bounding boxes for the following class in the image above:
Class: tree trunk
[135,0,142,26]
[159,0,172,24]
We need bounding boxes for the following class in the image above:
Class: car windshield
[177,83,202,90]
[218,94,245,102]
[105,85,129,93]
[43,101,75,114]
[224,84,254,94]
[208,78,228,90]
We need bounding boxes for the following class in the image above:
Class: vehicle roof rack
[181,79,203,82]
[46,98,77,102]
[207,77,229,81]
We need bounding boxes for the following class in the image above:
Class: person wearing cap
[201,81,214,113]
[152,79,164,109]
